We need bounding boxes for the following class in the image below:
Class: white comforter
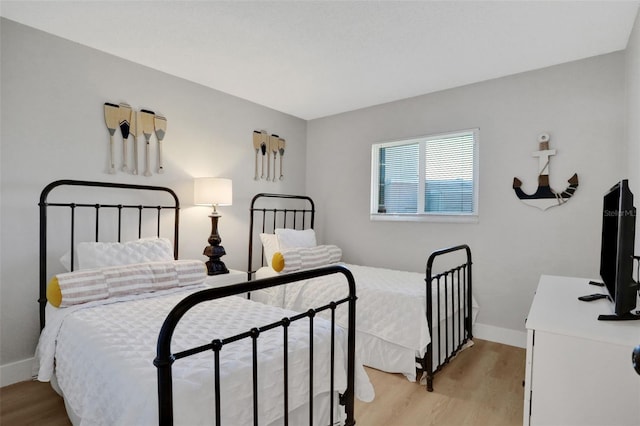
[256,263,479,355]
[34,286,373,425]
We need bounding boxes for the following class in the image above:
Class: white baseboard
[0,357,35,387]
[473,323,527,348]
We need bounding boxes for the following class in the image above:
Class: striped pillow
[103,262,178,298]
[54,269,109,307]
[175,260,209,287]
[48,260,206,307]
[271,245,342,273]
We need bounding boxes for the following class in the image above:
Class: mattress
[35,285,374,425]
[254,263,479,381]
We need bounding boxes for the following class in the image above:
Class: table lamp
[194,177,232,275]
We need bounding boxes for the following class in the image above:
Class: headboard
[247,193,315,278]
[38,179,180,329]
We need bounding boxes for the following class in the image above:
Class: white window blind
[377,142,419,214]
[371,129,478,221]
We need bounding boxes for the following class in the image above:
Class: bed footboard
[155,264,357,426]
[422,244,473,392]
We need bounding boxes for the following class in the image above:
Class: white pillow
[59,251,78,272]
[259,233,280,267]
[275,228,317,250]
[75,238,175,270]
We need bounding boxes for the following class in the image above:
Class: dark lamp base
[206,259,229,275]
[204,243,229,275]
[203,213,229,275]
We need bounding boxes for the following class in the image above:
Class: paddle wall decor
[103,102,168,176]
[252,130,286,181]
[512,132,578,210]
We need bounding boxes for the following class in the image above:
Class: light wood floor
[355,339,525,425]
[0,339,524,425]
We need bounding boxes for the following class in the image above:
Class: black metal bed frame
[39,181,358,425]
[248,193,474,392]
[248,193,315,277]
[38,179,180,330]
[155,264,358,426]
[423,244,473,392]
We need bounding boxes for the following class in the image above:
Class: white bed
[36,180,373,426]
[253,263,478,382]
[248,193,478,390]
[35,283,373,425]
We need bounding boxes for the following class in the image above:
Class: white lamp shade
[194,178,233,207]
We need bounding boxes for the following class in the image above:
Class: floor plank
[0,379,71,426]
[0,339,524,425]
[354,339,526,426]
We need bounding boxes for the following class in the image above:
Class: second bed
[247,193,479,391]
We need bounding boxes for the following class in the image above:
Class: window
[371,129,478,222]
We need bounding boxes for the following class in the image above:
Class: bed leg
[426,375,434,392]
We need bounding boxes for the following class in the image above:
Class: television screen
[599,179,638,320]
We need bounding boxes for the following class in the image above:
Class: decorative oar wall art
[278,137,286,180]
[252,130,285,181]
[512,133,579,210]
[131,110,140,175]
[118,103,132,173]
[103,102,119,174]
[154,115,167,174]
[102,102,168,176]
[139,109,156,177]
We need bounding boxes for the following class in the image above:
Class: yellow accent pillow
[47,276,63,308]
[272,252,285,272]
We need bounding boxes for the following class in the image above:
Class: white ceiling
[1,1,639,120]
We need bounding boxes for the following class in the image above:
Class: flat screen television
[599,179,639,321]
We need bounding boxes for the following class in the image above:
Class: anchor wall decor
[512,133,578,210]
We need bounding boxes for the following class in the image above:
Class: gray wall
[306,52,627,342]
[627,9,640,256]
[0,19,307,376]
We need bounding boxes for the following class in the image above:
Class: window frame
[370,128,479,223]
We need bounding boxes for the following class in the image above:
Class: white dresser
[524,275,640,426]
